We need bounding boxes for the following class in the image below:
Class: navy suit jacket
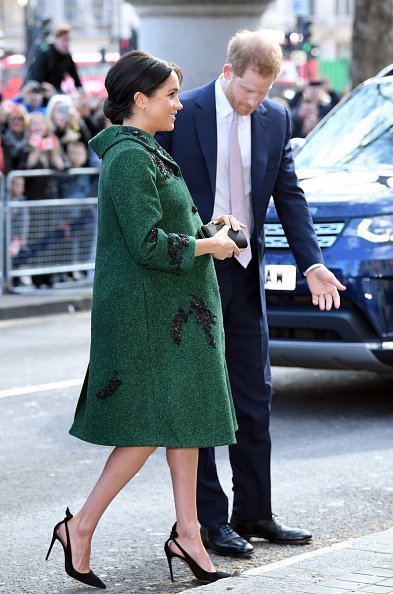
[156,80,323,284]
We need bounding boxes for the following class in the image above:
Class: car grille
[265,222,345,249]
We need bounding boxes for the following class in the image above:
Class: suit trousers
[197,255,273,526]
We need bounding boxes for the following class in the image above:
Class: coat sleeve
[28,48,48,83]
[108,145,196,275]
[271,108,324,273]
[67,55,83,89]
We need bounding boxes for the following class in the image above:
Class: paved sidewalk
[2,292,392,594]
[0,288,92,320]
[180,528,393,594]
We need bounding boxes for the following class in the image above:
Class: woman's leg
[166,448,215,572]
[58,445,156,573]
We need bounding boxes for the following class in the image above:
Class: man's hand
[306,265,346,311]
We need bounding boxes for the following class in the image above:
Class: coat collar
[90,125,179,172]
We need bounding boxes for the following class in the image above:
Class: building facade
[1,0,354,91]
[1,0,123,56]
[259,0,353,90]
[260,0,354,59]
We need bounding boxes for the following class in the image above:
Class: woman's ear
[134,91,147,111]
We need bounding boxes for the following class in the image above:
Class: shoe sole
[241,534,312,545]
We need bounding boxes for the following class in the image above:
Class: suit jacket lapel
[251,104,269,227]
[194,81,218,199]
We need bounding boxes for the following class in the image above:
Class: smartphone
[58,105,69,118]
[41,136,57,151]
[29,133,43,148]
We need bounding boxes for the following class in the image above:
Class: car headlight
[357,216,393,243]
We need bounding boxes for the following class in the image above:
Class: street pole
[16,0,30,56]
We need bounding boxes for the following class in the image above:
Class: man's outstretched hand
[306,265,346,311]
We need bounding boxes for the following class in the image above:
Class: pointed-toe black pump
[46,507,106,589]
[164,523,230,584]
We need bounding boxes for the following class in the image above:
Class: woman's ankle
[176,524,202,542]
[69,514,95,539]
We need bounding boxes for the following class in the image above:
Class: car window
[295,80,393,171]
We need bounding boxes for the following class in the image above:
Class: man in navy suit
[157,30,345,557]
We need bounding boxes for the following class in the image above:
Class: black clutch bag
[199,222,248,249]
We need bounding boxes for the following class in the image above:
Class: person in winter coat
[28,24,83,93]
[46,50,241,590]
[1,105,30,174]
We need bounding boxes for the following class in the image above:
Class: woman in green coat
[46,51,242,589]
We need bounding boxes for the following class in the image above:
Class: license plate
[265,265,297,291]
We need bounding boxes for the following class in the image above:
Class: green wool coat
[69,126,237,448]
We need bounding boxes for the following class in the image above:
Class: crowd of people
[1,23,107,180]
[0,82,106,180]
[287,77,341,137]
[0,23,108,287]
[0,84,106,287]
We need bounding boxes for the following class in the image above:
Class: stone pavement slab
[0,289,92,320]
[179,528,393,594]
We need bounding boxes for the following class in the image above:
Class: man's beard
[225,83,255,116]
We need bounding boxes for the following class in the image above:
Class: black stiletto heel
[164,523,230,584]
[46,508,106,589]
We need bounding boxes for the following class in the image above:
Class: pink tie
[229,112,252,268]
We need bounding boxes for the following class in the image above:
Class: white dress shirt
[213,76,321,276]
[212,76,254,234]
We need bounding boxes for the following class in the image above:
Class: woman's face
[9,113,26,135]
[52,103,70,128]
[29,114,49,136]
[140,71,183,135]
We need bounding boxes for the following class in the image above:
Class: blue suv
[265,68,393,371]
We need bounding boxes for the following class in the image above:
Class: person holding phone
[46,94,91,153]
[26,111,64,172]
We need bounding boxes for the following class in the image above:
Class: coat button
[192,205,198,213]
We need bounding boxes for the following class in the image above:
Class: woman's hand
[195,218,243,259]
[26,147,41,168]
[211,214,245,232]
[50,151,65,171]
[211,224,240,260]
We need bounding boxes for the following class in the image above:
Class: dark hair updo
[103,50,183,125]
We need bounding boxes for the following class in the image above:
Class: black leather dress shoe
[201,523,254,557]
[230,515,312,545]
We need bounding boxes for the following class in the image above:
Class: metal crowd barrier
[3,168,99,293]
[0,173,5,295]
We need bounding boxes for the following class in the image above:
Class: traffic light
[301,20,313,53]
[119,38,132,55]
[284,32,294,52]
[119,28,138,55]
[302,20,312,41]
